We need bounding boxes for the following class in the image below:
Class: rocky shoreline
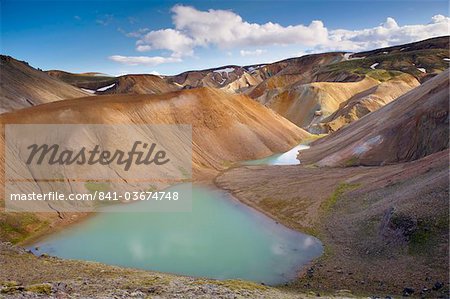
[1,242,363,299]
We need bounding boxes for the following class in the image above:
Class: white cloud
[240,49,267,56]
[136,28,194,56]
[135,5,327,57]
[326,14,450,51]
[108,55,181,66]
[111,5,450,66]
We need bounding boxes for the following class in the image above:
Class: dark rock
[307,267,314,278]
[402,287,415,296]
[53,282,69,293]
[433,281,444,290]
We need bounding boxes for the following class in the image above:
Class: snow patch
[443,58,450,62]
[417,68,426,73]
[346,55,365,60]
[97,83,116,92]
[370,63,379,70]
[81,88,96,94]
[213,67,235,75]
[343,53,368,61]
[343,53,353,60]
[247,65,265,72]
[353,135,383,155]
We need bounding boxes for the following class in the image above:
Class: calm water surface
[243,144,309,165]
[30,144,322,285]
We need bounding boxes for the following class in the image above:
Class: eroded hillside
[299,69,449,167]
[0,56,90,113]
[247,37,449,132]
[1,87,308,176]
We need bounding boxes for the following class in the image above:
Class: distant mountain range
[2,36,448,136]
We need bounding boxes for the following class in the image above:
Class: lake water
[243,144,309,165]
[30,143,322,285]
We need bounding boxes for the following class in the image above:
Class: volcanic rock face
[310,74,420,133]
[246,52,347,102]
[263,77,380,128]
[244,36,448,132]
[167,65,264,93]
[299,69,449,167]
[0,56,90,113]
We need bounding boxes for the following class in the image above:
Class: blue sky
[1,0,449,76]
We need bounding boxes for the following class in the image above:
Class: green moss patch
[408,216,448,255]
[25,283,52,295]
[84,181,110,193]
[0,213,49,244]
[321,182,360,212]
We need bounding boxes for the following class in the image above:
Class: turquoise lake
[243,144,309,165]
[30,144,322,285]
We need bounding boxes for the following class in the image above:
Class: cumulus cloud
[326,14,450,51]
[136,28,194,56]
[112,5,449,65]
[134,5,327,57]
[108,55,181,66]
[240,49,267,56]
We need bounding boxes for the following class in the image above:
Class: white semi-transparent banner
[5,124,192,212]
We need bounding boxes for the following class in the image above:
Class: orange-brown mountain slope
[0,87,309,177]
